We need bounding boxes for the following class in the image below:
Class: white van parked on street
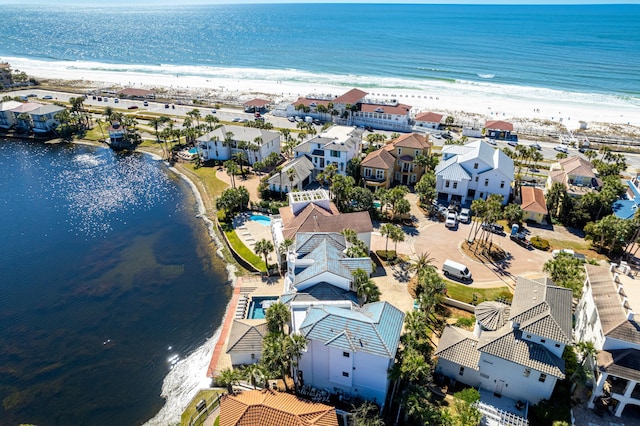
[442,259,472,282]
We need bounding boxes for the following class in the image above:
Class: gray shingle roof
[597,349,640,383]
[478,328,566,378]
[435,325,481,370]
[299,302,404,358]
[266,156,314,187]
[294,232,346,256]
[475,301,511,331]
[280,282,359,306]
[226,320,268,354]
[509,277,573,344]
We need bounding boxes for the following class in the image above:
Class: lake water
[0,139,230,425]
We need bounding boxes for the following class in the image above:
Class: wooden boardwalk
[207,277,243,378]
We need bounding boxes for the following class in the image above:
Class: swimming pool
[249,214,271,226]
[247,296,279,319]
[188,147,198,155]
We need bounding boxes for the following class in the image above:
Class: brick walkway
[207,277,243,378]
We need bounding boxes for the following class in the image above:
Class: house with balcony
[361,133,432,189]
[196,125,280,165]
[9,102,41,131]
[520,186,548,224]
[243,98,270,114]
[414,111,443,130]
[294,126,361,177]
[29,104,66,134]
[546,156,601,198]
[286,88,412,132]
[575,264,640,417]
[435,276,572,410]
[485,120,517,142]
[266,156,315,194]
[612,173,640,220]
[297,301,404,408]
[435,140,513,205]
[0,100,22,129]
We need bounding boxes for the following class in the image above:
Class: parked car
[530,142,541,150]
[507,140,518,146]
[287,116,296,122]
[165,104,170,108]
[42,95,53,100]
[445,212,458,228]
[113,98,119,103]
[458,208,471,224]
[313,119,322,125]
[442,133,453,140]
[510,232,532,249]
[364,125,373,132]
[143,101,149,107]
[127,105,138,109]
[442,259,472,282]
[232,117,241,122]
[486,138,496,146]
[240,118,249,123]
[554,145,568,153]
[211,109,217,114]
[482,223,505,235]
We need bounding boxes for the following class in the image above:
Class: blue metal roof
[299,302,404,358]
[613,180,640,220]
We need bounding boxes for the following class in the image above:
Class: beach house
[435,140,514,205]
[613,172,640,219]
[294,126,362,177]
[361,133,432,189]
[520,186,548,224]
[196,125,280,165]
[29,104,66,134]
[297,301,403,408]
[0,100,22,129]
[225,319,268,366]
[575,264,640,417]
[286,88,413,132]
[219,389,338,426]
[435,276,572,407]
[485,120,517,142]
[266,156,315,194]
[545,156,601,198]
[243,98,270,114]
[414,111,443,130]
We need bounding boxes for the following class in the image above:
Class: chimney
[627,310,635,321]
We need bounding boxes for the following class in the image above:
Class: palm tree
[285,333,307,389]
[255,239,274,272]
[286,167,297,192]
[217,367,241,393]
[352,268,380,304]
[95,118,106,141]
[234,150,248,175]
[224,160,239,189]
[409,251,435,276]
[389,225,405,253]
[243,363,265,389]
[265,301,290,335]
[380,223,396,254]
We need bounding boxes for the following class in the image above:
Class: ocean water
[0,139,230,425]
[0,3,639,102]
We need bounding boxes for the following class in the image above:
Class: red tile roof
[390,133,431,150]
[361,147,396,170]
[360,103,411,116]
[333,88,368,105]
[291,97,332,108]
[220,389,338,426]
[520,186,548,214]
[279,202,372,241]
[244,98,271,107]
[415,112,443,123]
[485,120,513,131]
[117,88,154,97]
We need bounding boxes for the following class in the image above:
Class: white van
[442,259,472,282]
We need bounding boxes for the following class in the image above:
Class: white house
[294,126,361,176]
[575,264,640,417]
[414,111,443,129]
[196,125,280,165]
[0,100,21,129]
[297,302,404,408]
[435,276,572,406]
[267,156,315,194]
[225,319,268,366]
[29,104,66,134]
[8,102,41,130]
[435,140,514,205]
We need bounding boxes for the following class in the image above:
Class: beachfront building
[414,111,443,129]
[435,276,572,407]
[0,100,22,129]
[243,98,270,114]
[266,156,315,194]
[107,121,126,147]
[0,63,12,88]
[613,172,640,219]
[520,186,548,224]
[361,133,432,189]
[117,88,155,99]
[297,301,404,408]
[219,389,338,426]
[29,104,66,134]
[545,156,601,198]
[9,102,42,131]
[575,264,640,417]
[196,125,280,165]
[286,88,413,132]
[485,120,517,142]
[435,140,514,206]
[225,319,268,366]
[294,126,362,177]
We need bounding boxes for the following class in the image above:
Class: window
[541,339,546,343]
[376,169,384,179]
[459,366,465,376]
[445,181,450,188]
[342,371,349,378]
[415,150,420,157]
[330,150,340,158]
[539,373,547,383]
[480,373,490,379]
[453,182,458,189]
[364,168,372,177]
[475,176,479,182]
[500,181,505,189]
[398,148,402,155]
[484,179,489,187]
[343,351,350,358]
[523,368,531,377]
[474,163,478,169]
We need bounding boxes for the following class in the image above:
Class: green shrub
[495,291,513,304]
[376,250,397,261]
[217,209,229,223]
[455,316,475,329]
[531,236,550,251]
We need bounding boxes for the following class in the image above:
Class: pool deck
[207,274,284,378]
[233,212,276,260]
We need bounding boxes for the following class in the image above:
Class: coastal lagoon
[0,139,230,425]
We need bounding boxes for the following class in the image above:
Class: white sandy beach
[6,56,639,132]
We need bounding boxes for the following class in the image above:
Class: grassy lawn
[182,164,229,199]
[180,389,224,426]
[221,223,266,272]
[445,281,512,305]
